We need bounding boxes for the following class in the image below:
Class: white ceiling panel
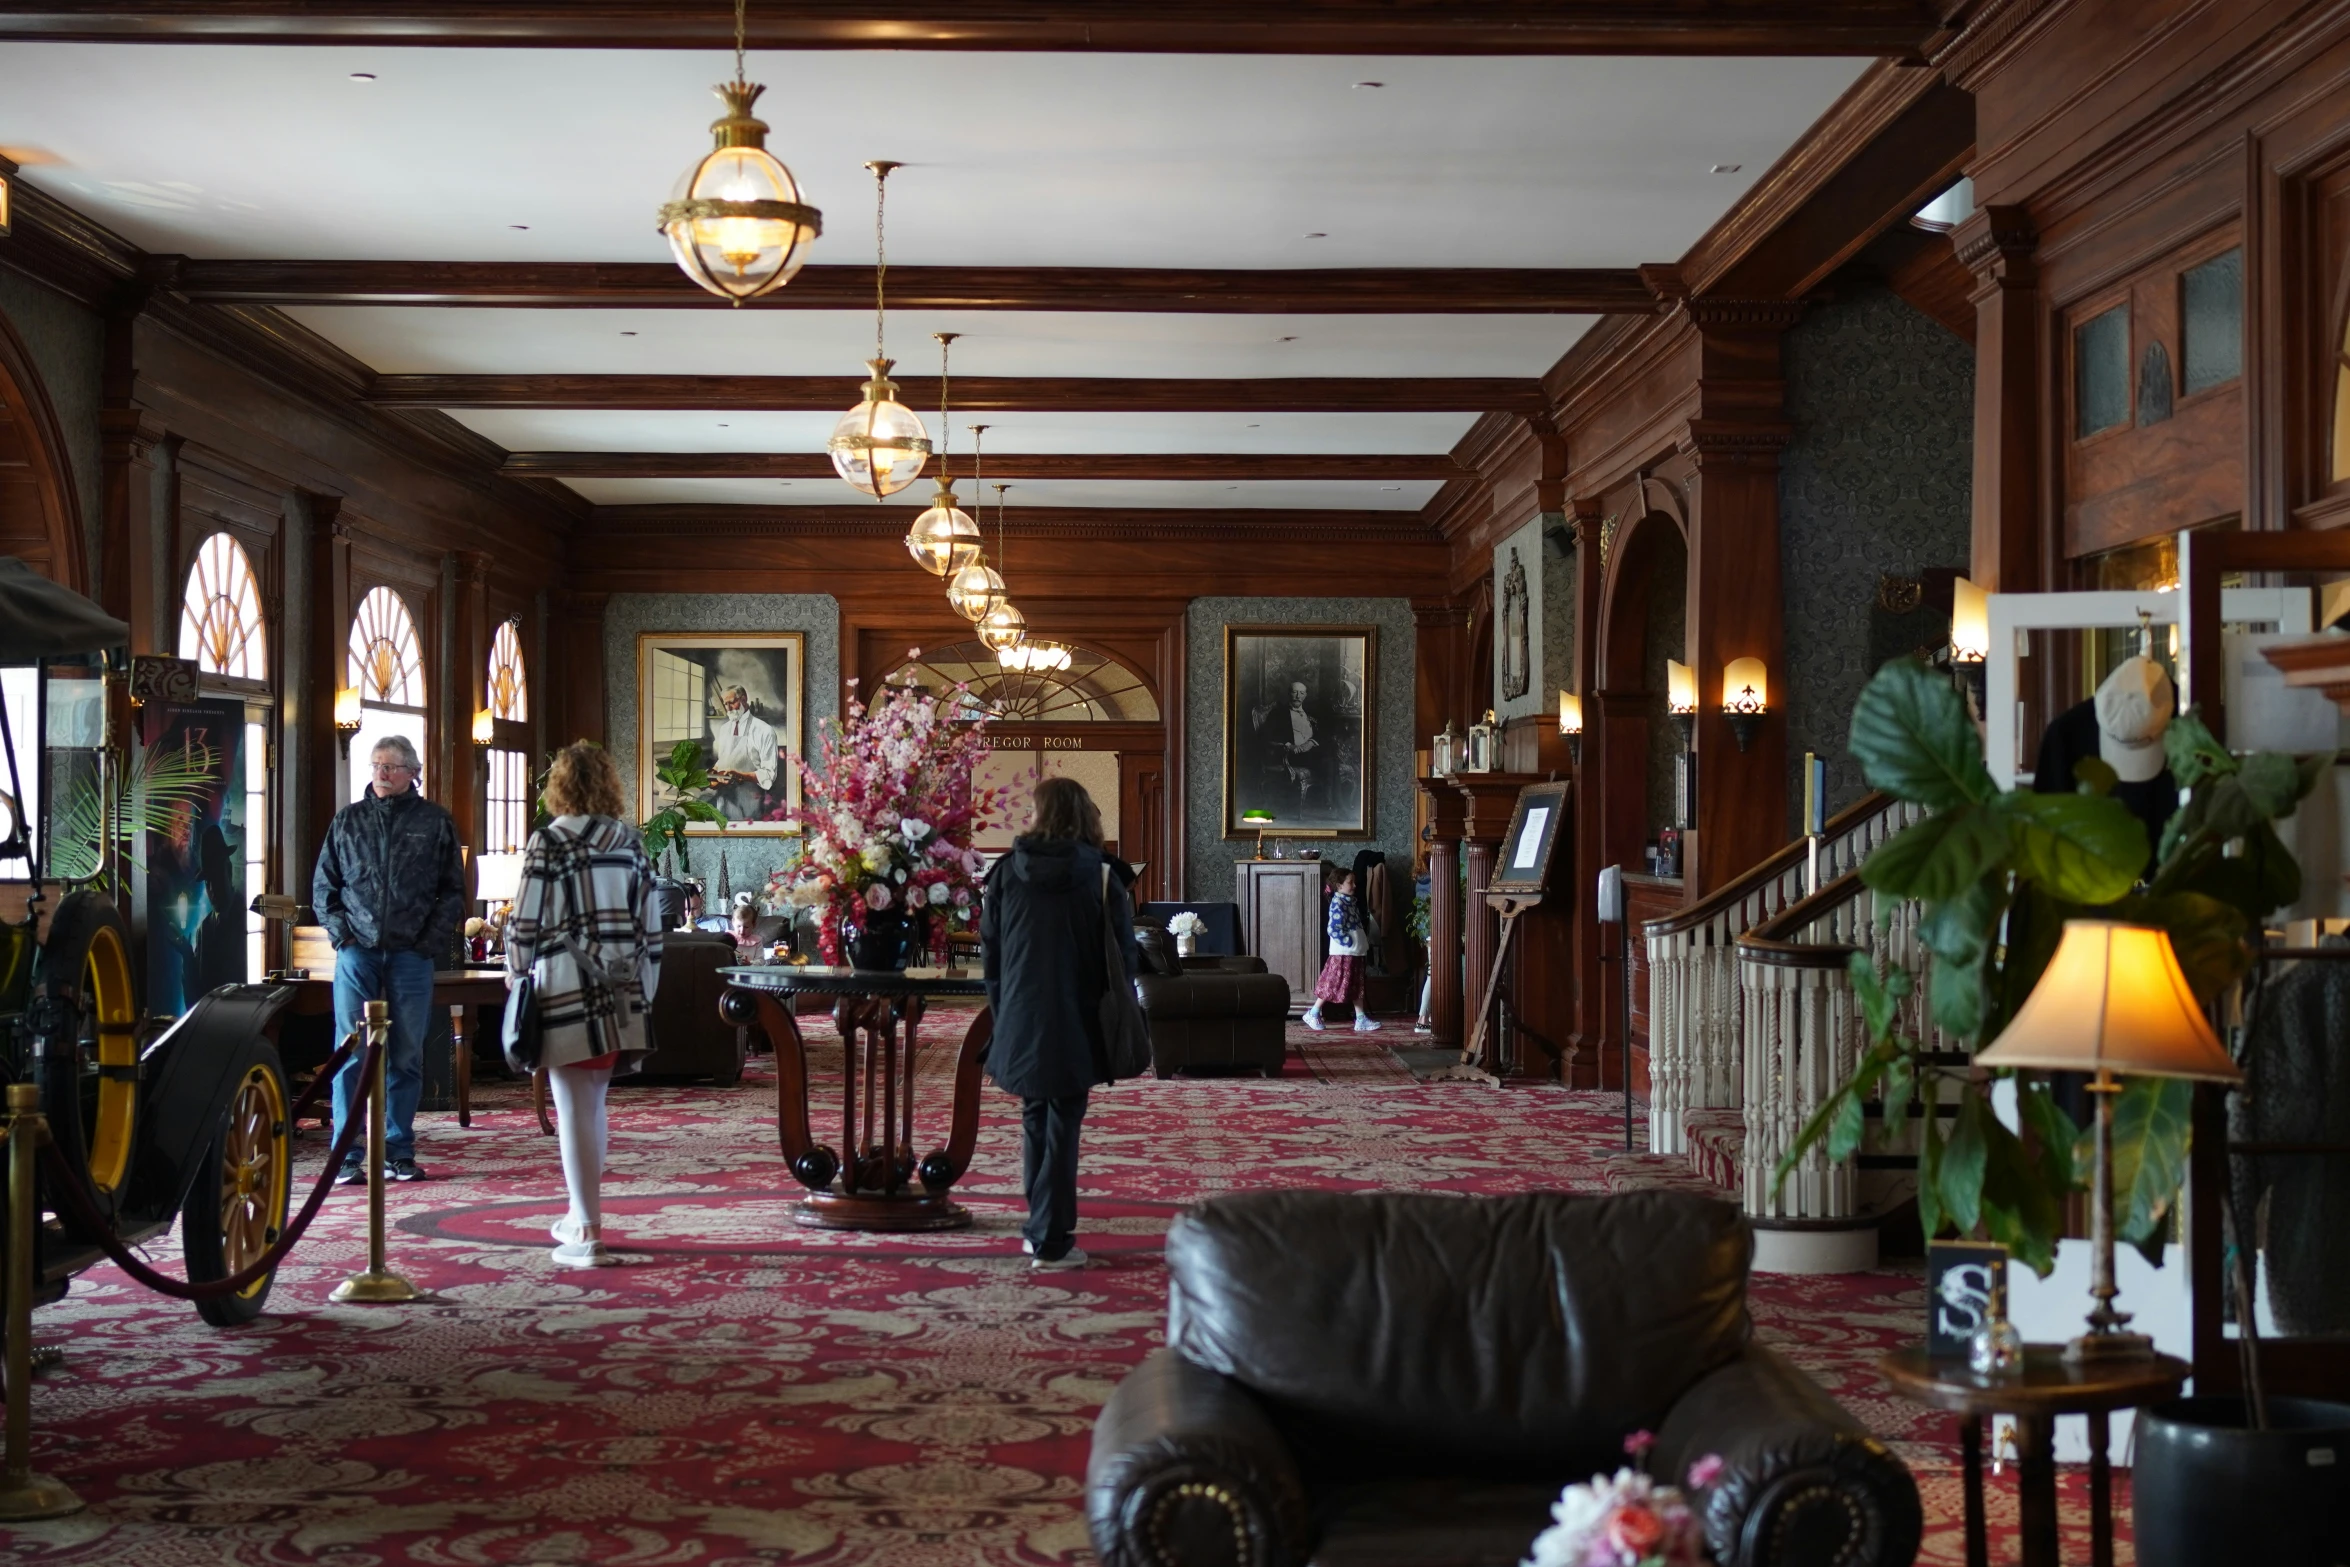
[449,408,1479,455]
[287,306,1594,378]
[0,46,1864,269]
[563,477,1444,510]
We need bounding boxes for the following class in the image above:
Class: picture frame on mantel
[1223,624,1376,838]
[636,631,805,835]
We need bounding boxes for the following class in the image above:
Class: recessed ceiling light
[1246,423,1260,429]
[508,224,530,230]
[349,72,376,81]
[1303,232,1328,239]
[717,422,730,428]
[1381,486,1402,492]
[619,330,638,337]
[1353,81,1384,89]
[1710,163,1743,174]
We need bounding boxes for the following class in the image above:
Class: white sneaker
[551,1215,590,1246]
[1029,1245,1088,1273]
[1300,1009,1326,1032]
[1353,1015,1382,1033]
[1021,1238,1035,1256]
[551,1236,617,1268]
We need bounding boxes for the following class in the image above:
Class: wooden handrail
[1736,868,1869,969]
[1640,790,1899,939]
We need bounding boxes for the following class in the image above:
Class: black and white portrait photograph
[636,632,805,832]
[1223,625,1376,837]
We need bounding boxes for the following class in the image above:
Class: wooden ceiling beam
[504,450,1465,481]
[372,374,1541,413]
[0,4,1950,56]
[158,259,1659,315]
[583,503,1443,544]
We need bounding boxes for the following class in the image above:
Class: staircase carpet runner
[17,1030,2129,1565]
[1683,1108,1747,1193]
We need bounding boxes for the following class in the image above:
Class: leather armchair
[638,930,747,1085]
[1135,925,1288,1078]
[1087,1189,1920,1567]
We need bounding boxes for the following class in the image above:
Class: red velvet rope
[31,1029,385,1302]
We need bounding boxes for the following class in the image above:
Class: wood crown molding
[503,451,1466,482]
[584,504,1440,544]
[370,374,1545,414]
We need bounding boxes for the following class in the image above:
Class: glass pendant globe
[657,82,820,303]
[904,482,982,577]
[947,561,1006,622]
[829,359,930,499]
[976,601,1027,653]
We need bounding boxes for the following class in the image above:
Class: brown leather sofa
[1135,925,1289,1079]
[637,929,747,1084]
[1087,1188,1920,1567]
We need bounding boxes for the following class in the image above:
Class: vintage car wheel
[181,1040,292,1326]
[36,891,141,1205]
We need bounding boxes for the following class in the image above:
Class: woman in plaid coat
[505,742,663,1268]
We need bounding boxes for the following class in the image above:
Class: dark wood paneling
[369,374,1545,414]
[0,3,1948,55]
[1883,229,1977,342]
[583,504,1439,544]
[166,259,1658,314]
[506,451,1466,482]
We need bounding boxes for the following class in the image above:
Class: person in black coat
[980,776,1141,1272]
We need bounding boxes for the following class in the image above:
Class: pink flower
[1622,1430,1655,1459]
[864,883,892,911]
[1603,1503,1665,1557]
[1686,1454,1724,1490]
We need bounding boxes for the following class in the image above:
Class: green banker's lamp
[1975,920,2242,1362]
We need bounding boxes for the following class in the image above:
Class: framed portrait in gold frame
[635,631,805,835]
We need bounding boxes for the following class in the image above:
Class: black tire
[181,1039,293,1327]
[35,891,140,1214]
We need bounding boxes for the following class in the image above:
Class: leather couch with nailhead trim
[1086,1188,1921,1567]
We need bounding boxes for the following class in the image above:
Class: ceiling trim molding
[583,503,1442,543]
[155,259,1660,315]
[0,4,1949,55]
[370,373,1545,414]
[505,451,1466,482]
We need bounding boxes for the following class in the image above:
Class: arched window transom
[178,531,267,683]
[487,618,528,722]
[348,586,425,707]
[902,640,1160,723]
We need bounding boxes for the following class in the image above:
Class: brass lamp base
[2065,1328,2157,1363]
[330,1270,420,1305]
[0,1470,85,1520]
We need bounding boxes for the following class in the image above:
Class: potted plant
[639,738,725,872]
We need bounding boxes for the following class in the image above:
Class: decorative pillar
[549,591,610,747]
[293,496,351,897]
[449,550,490,860]
[98,412,169,654]
[1954,205,2042,594]
[1417,777,1468,1047]
[1565,496,1607,1081]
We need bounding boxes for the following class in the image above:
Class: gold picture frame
[1222,624,1377,839]
[636,631,805,835]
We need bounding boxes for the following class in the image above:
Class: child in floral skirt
[1302,866,1379,1032]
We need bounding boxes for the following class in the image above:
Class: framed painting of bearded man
[636,632,805,833]
[1223,625,1376,837]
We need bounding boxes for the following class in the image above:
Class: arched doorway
[0,310,86,591]
[1596,508,1690,891]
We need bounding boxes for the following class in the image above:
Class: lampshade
[1976,921,2241,1082]
[1951,576,1990,662]
[471,707,495,746]
[334,686,363,729]
[947,560,1006,622]
[976,600,1026,653]
[1557,691,1583,734]
[904,480,982,577]
[475,852,524,905]
[1666,659,1696,713]
[1723,656,1768,713]
[828,359,931,499]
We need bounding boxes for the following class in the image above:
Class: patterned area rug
[11,1023,2130,1565]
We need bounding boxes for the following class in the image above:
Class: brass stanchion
[1,1081,82,1519]
[331,1001,419,1305]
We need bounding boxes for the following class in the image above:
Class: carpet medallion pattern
[8,1023,2129,1565]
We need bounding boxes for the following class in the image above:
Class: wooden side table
[1880,1345,2188,1567]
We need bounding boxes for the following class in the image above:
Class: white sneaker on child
[1300,1007,1326,1032]
[1353,1015,1382,1032]
[551,1216,588,1245]
[551,1235,617,1268]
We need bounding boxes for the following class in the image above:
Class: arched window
[347,586,428,793]
[487,618,528,721]
[2333,308,2350,485]
[178,531,267,682]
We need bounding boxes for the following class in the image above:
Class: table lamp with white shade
[474,853,524,943]
[1974,920,2242,1362]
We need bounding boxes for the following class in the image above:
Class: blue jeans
[331,946,434,1163]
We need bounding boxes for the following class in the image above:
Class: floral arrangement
[1165,911,1208,939]
[1521,1434,1721,1567]
[763,660,1008,966]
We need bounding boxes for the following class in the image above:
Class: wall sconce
[472,708,496,747]
[1665,659,1696,747]
[0,165,12,237]
[1556,690,1583,766]
[334,686,363,757]
[1722,657,1768,753]
[1950,575,1990,712]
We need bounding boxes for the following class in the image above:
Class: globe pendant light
[904,334,982,576]
[828,160,930,498]
[974,480,1028,650]
[656,0,821,305]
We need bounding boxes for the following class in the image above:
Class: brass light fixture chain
[732,0,747,85]
[934,332,958,482]
[970,424,987,512]
[873,164,889,362]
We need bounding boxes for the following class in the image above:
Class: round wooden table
[1879,1345,2189,1567]
[719,965,992,1232]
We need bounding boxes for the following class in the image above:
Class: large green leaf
[1920,881,2006,1041]
[2107,1076,2194,1269]
[1848,659,1996,810]
[1862,805,2011,903]
[1880,1051,1917,1137]
[1939,1086,1989,1237]
[2018,1081,2085,1191]
[1997,791,2147,904]
[2162,709,2235,792]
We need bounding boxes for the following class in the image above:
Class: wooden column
[292,495,350,899]
[1565,496,1606,1083]
[449,550,489,863]
[1954,205,2043,593]
[548,590,609,747]
[98,412,168,654]
[1416,777,1467,1047]
[1453,772,1536,1071]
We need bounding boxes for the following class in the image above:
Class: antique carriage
[1,559,295,1325]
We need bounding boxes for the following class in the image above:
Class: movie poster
[141,699,248,1017]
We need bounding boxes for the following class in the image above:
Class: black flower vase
[847,907,910,972]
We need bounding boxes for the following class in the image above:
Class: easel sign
[1439,780,1571,1085]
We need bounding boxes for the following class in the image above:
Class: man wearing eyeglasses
[311,735,467,1185]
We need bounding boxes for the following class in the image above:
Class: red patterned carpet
[10,1017,2129,1566]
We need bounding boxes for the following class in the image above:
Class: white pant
[548,1062,613,1228]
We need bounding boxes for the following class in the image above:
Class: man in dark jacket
[980,778,1140,1272]
[312,735,467,1183]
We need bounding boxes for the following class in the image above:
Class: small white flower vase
[1176,933,1198,958]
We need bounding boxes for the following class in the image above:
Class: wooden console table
[719,965,993,1232]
